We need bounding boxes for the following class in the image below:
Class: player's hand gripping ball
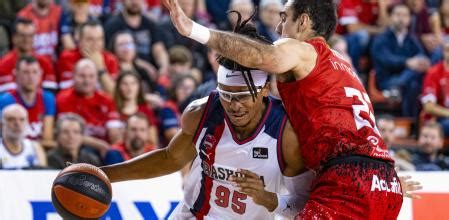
[51,163,112,219]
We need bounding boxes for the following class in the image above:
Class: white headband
[217,65,268,87]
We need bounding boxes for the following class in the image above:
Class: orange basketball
[51,163,112,219]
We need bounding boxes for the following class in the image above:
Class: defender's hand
[229,169,277,211]
[400,175,423,199]
[161,0,193,37]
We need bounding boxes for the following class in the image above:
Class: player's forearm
[101,148,186,182]
[207,30,276,70]
[258,191,278,212]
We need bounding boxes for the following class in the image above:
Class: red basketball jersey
[277,38,393,170]
[18,4,62,60]
[10,90,45,139]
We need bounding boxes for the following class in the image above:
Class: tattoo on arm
[207,30,274,68]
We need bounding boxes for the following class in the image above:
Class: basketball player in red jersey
[163,0,404,218]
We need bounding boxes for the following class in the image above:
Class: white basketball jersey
[0,138,39,169]
[170,93,288,220]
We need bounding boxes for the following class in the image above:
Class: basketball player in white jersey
[100,13,315,219]
[0,104,46,169]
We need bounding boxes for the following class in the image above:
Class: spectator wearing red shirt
[17,0,62,60]
[57,20,118,95]
[57,59,121,154]
[0,56,56,148]
[422,39,449,135]
[113,71,159,146]
[0,18,56,93]
[106,113,156,164]
[337,0,390,71]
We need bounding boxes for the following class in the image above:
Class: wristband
[188,22,210,44]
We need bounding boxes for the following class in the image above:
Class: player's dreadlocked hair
[217,8,272,101]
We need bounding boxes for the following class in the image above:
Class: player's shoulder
[274,38,315,51]
[181,96,211,135]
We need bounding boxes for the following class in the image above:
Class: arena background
[1,0,449,219]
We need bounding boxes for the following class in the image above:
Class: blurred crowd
[0,0,448,171]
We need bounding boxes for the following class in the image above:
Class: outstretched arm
[161,0,312,75]
[101,98,206,182]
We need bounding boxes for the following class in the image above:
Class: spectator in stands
[179,48,219,112]
[256,0,282,43]
[104,0,169,76]
[59,0,95,50]
[430,0,449,43]
[0,1,28,23]
[377,115,398,146]
[57,59,121,155]
[113,71,159,146]
[329,34,354,69]
[159,0,211,69]
[160,75,197,144]
[406,0,439,56]
[47,113,102,169]
[0,0,28,56]
[0,56,56,148]
[105,113,156,164]
[429,0,449,63]
[172,46,202,83]
[88,0,107,19]
[411,122,449,170]
[227,0,255,30]
[0,18,56,93]
[377,114,416,170]
[371,3,431,117]
[18,0,62,60]
[110,31,158,93]
[159,46,202,90]
[57,20,117,95]
[0,104,46,169]
[336,0,389,72]
[421,39,449,136]
[205,0,231,30]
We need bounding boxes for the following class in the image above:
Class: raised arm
[161,0,314,76]
[101,97,207,182]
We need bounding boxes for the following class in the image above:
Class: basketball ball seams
[53,185,107,219]
[51,163,112,219]
[56,163,111,189]
[53,173,111,204]
[51,190,99,220]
